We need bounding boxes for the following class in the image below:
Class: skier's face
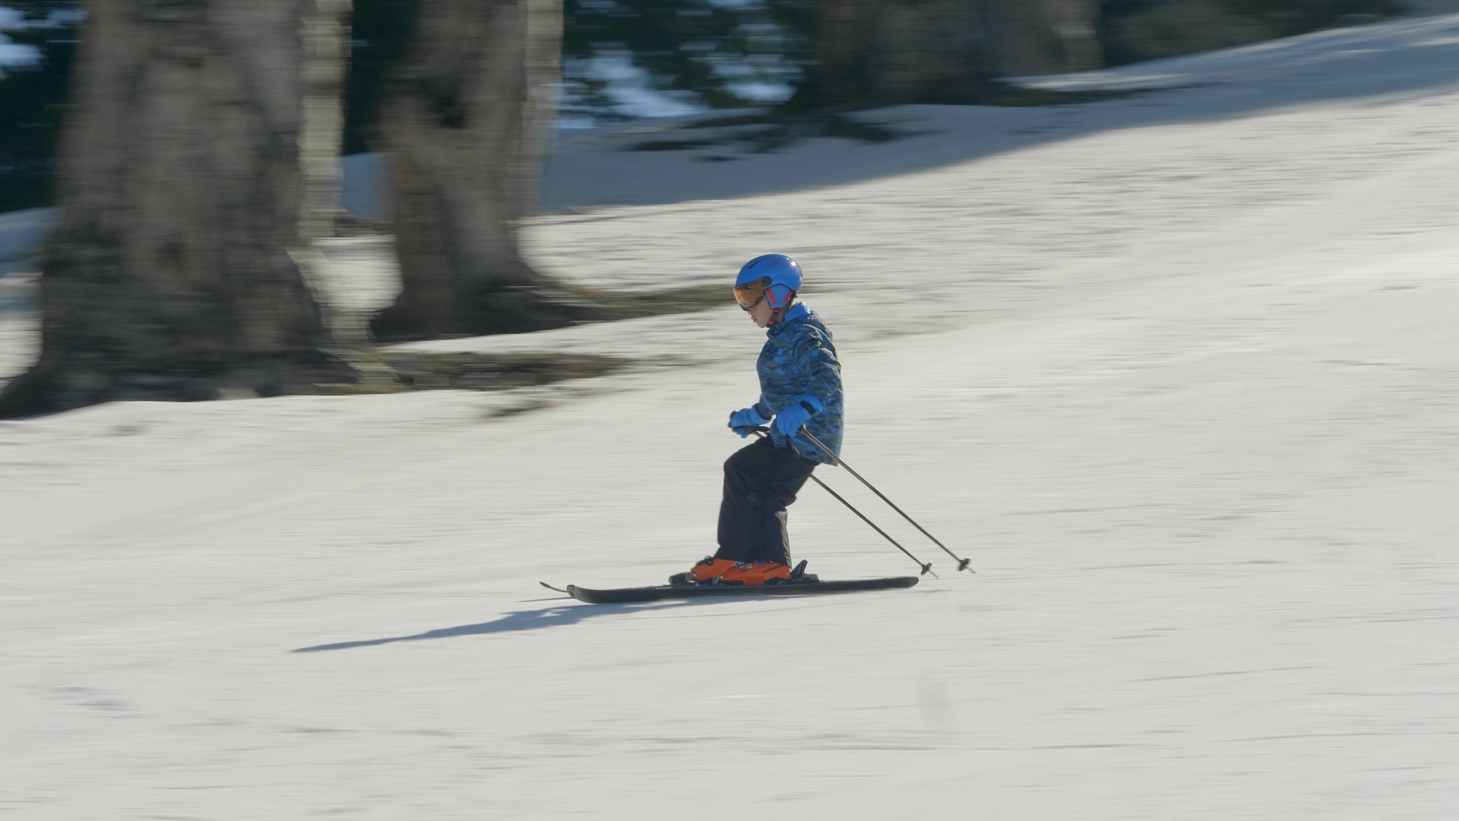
[747,295,774,328]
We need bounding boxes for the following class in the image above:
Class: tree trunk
[813,0,991,108]
[983,0,1102,77]
[370,0,590,342]
[0,0,352,418]
[809,0,1101,108]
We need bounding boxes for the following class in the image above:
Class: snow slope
[4,15,1459,821]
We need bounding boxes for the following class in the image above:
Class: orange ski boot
[671,556,739,586]
[719,561,794,586]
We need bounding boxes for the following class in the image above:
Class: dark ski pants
[716,437,818,565]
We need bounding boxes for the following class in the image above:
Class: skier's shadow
[291,597,731,653]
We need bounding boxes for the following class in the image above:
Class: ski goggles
[733,279,768,311]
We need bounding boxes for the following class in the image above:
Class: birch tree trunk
[369,0,591,342]
[0,0,352,418]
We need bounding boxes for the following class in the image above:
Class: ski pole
[798,428,974,573]
[752,429,934,576]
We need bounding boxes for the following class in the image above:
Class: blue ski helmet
[733,253,802,311]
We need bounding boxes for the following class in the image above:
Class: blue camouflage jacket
[753,303,843,464]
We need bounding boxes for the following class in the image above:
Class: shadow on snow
[539,16,1459,211]
[290,596,740,653]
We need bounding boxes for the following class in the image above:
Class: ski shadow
[291,596,735,653]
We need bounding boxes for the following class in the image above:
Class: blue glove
[728,404,770,437]
[772,395,823,438]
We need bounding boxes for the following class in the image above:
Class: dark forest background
[0,0,1400,213]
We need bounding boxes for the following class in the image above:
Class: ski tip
[539,581,571,595]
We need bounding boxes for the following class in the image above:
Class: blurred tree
[3,1,806,210]
[0,0,409,206]
[988,1,1104,75]
[1099,0,1399,65]
[0,0,1409,214]
[369,0,598,340]
[803,0,1103,109]
[0,0,354,417]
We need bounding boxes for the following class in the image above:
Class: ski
[541,576,919,604]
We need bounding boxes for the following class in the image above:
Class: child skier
[684,253,844,586]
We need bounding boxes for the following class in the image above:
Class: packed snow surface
[4,15,1459,820]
